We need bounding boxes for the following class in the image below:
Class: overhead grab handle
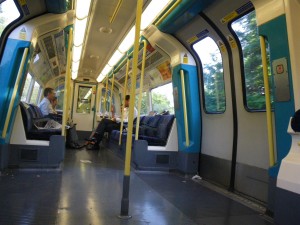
[259,36,275,166]
[180,69,190,147]
[2,47,29,139]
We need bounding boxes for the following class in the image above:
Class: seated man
[38,87,62,122]
[86,95,138,150]
[38,87,56,116]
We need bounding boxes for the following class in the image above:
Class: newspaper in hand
[34,119,62,129]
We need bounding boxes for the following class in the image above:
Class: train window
[66,0,73,10]
[135,92,149,116]
[100,88,113,114]
[29,81,40,104]
[151,83,174,114]
[77,86,92,114]
[193,37,226,113]
[0,0,20,38]
[231,11,269,110]
[21,73,33,102]
[55,88,64,111]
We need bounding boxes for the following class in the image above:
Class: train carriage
[0,0,300,224]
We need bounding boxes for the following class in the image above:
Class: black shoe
[86,143,100,150]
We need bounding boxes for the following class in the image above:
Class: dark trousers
[94,118,120,144]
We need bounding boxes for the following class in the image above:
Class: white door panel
[72,83,96,131]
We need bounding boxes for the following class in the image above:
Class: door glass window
[193,37,226,113]
[0,0,20,38]
[77,86,92,114]
[231,11,271,110]
[55,84,64,111]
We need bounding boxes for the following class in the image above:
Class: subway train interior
[0,0,300,224]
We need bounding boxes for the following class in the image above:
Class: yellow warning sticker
[19,27,26,40]
[227,35,237,49]
[187,36,198,44]
[221,11,239,24]
[18,0,26,6]
[217,40,226,53]
[183,53,188,64]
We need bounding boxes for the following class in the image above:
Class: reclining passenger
[86,95,137,150]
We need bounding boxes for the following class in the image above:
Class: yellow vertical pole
[62,28,73,136]
[109,73,115,118]
[119,59,130,145]
[2,48,28,139]
[135,40,147,140]
[260,36,275,166]
[180,69,190,147]
[119,0,143,218]
[68,80,73,118]
[104,74,109,112]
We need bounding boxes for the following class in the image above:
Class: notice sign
[157,61,172,81]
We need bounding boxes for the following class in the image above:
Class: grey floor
[0,148,274,225]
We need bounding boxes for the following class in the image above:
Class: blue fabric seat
[110,115,175,147]
[19,102,61,140]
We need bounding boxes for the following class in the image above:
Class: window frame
[0,0,23,62]
[192,35,226,114]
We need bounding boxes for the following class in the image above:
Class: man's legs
[88,119,120,147]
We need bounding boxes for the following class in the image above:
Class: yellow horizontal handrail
[2,48,29,139]
[154,0,182,26]
[110,0,123,23]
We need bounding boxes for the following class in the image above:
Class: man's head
[124,95,130,107]
[44,88,55,100]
